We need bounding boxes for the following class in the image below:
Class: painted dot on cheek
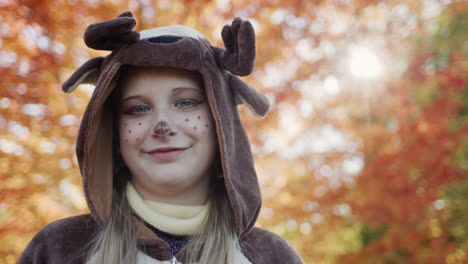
[193,126,197,130]
[198,116,200,119]
[185,118,189,122]
[205,124,208,127]
[139,123,141,125]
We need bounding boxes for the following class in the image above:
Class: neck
[126,182,211,235]
[131,175,211,206]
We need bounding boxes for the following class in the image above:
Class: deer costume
[18,11,303,264]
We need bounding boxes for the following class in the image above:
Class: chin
[150,172,189,185]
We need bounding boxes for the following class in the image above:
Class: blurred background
[0,0,467,263]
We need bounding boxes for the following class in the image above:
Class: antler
[84,11,140,51]
[213,17,256,76]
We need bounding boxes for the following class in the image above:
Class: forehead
[117,66,203,96]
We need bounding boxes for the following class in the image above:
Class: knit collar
[126,182,211,236]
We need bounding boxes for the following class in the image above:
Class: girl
[18,11,304,264]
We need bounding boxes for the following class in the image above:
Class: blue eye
[128,105,150,114]
[177,99,199,108]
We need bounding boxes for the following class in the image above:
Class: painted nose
[153,120,174,136]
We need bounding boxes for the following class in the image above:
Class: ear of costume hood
[62,57,104,93]
[230,75,270,118]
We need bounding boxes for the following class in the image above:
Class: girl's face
[116,67,218,205]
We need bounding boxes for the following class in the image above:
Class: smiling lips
[147,147,189,161]
[149,147,187,153]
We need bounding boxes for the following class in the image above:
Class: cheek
[119,118,149,145]
[181,109,216,145]
[180,108,216,139]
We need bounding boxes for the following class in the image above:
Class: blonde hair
[83,66,245,264]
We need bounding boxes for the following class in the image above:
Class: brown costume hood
[62,11,269,239]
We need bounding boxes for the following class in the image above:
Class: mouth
[147,147,189,154]
[146,146,190,161]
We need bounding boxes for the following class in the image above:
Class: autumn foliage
[1,0,467,263]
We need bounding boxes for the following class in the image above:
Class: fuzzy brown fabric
[18,11,304,264]
[18,214,304,263]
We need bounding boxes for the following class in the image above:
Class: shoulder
[29,213,98,242]
[241,227,304,264]
[17,214,98,264]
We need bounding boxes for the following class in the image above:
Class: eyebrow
[120,87,204,104]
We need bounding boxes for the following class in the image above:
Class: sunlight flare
[348,45,383,79]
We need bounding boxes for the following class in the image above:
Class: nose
[151,107,177,138]
[153,120,174,136]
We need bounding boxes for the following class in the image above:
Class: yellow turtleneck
[126,182,211,236]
